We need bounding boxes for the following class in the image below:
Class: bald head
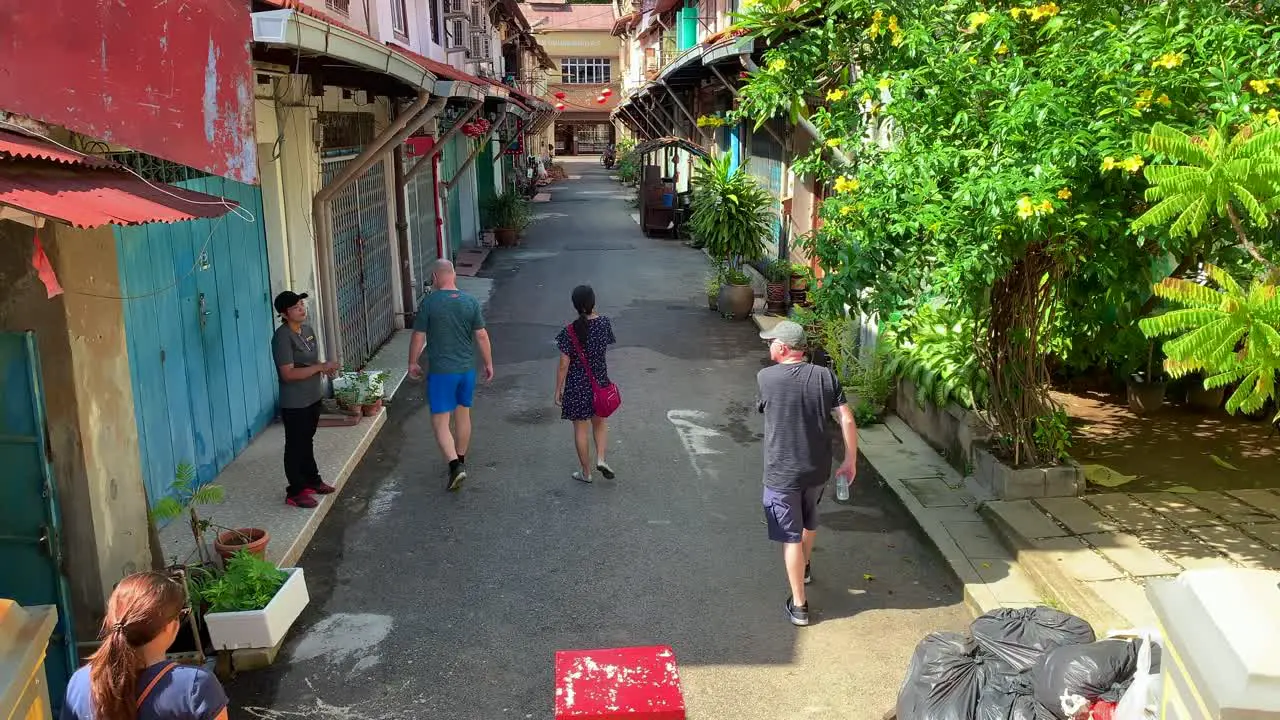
[432,259,457,288]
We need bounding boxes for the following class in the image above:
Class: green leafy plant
[731,0,1280,465]
[882,305,988,410]
[1132,123,1280,269]
[705,263,728,296]
[1131,121,1280,416]
[1139,265,1279,416]
[149,462,224,565]
[200,551,288,614]
[615,138,640,185]
[854,399,882,426]
[1032,408,1073,464]
[688,153,774,268]
[762,258,790,283]
[724,268,751,286]
[485,188,532,231]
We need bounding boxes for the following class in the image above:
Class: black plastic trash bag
[971,608,1096,673]
[975,671,1041,720]
[1032,640,1139,720]
[898,632,997,720]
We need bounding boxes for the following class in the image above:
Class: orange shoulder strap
[136,662,178,709]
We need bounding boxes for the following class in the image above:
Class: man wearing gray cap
[757,320,858,626]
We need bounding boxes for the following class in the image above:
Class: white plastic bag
[1113,629,1161,720]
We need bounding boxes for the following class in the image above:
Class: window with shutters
[391,0,409,41]
[560,58,612,84]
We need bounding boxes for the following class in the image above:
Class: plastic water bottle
[835,471,850,502]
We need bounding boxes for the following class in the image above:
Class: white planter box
[204,567,309,651]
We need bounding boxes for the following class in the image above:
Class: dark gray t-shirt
[412,289,485,375]
[757,362,848,490]
[272,323,324,409]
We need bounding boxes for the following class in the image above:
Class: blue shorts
[763,485,824,543]
[427,371,477,414]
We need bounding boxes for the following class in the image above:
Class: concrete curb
[878,472,1004,618]
[277,409,387,568]
[981,503,1130,631]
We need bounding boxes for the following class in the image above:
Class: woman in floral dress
[554,285,617,483]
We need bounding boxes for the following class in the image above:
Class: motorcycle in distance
[601,144,616,169]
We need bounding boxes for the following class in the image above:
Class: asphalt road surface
[227,158,969,720]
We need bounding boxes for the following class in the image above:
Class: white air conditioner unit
[443,0,468,17]
[468,32,491,61]
[446,18,470,50]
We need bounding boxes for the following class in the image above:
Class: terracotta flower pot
[495,228,519,247]
[214,528,270,562]
[361,399,383,416]
[766,282,787,312]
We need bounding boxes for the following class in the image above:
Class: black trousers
[281,401,322,496]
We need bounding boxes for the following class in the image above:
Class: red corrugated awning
[0,130,116,168]
[0,130,240,228]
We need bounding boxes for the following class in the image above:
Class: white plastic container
[1146,568,1280,720]
[204,567,309,651]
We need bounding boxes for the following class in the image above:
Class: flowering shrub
[732,0,1280,463]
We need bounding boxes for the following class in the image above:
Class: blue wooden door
[115,178,277,505]
[0,331,77,711]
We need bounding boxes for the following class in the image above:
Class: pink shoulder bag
[565,324,621,418]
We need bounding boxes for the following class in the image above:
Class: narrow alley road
[228,159,968,720]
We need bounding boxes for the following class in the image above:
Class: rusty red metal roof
[0,129,117,168]
[0,130,241,228]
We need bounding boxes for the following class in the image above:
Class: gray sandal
[572,471,593,484]
[596,462,616,480]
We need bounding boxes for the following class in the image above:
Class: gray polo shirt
[757,362,848,490]
[272,323,324,409]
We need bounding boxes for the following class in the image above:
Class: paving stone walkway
[857,410,1280,631]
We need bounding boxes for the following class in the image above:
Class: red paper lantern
[601,87,613,97]
[555,102,566,111]
[596,95,607,104]
[554,91,566,100]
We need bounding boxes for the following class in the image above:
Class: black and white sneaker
[596,461,616,480]
[804,563,812,585]
[447,460,467,492]
[785,596,810,627]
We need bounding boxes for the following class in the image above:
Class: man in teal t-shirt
[409,259,494,491]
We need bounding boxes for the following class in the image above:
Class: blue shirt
[61,661,228,720]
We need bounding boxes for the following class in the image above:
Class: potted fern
[763,259,789,313]
[485,189,532,247]
[689,153,773,321]
[1132,122,1280,423]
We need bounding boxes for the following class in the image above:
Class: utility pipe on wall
[403,100,484,184]
[311,93,447,364]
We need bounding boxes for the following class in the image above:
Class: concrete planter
[894,378,990,473]
[205,568,309,651]
[973,446,1083,500]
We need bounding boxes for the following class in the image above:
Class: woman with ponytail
[61,572,228,720]
[554,285,618,483]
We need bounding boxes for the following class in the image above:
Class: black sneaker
[447,460,467,492]
[804,563,812,585]
[785,596,810,627]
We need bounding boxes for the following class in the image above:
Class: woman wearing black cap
[272,291,338,508]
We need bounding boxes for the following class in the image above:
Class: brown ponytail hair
[87,572,185,720]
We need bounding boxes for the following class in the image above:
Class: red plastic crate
[554,645,686,720]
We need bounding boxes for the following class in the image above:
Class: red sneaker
[308,481,337,495]
[286,490,318,508]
